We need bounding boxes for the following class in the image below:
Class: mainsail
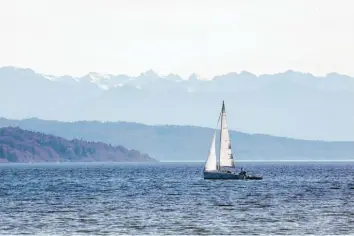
[219,101,235,168]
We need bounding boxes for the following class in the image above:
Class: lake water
[0,162,353,235]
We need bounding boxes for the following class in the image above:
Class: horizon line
[161,160,354,163]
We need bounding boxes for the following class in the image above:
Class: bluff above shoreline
[0,127,156,163]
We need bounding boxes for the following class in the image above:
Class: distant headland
[0,126,156,163]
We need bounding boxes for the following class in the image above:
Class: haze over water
[1,162,353,235]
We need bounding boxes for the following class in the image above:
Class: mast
[219,101,235,168]
[218,101,223,170]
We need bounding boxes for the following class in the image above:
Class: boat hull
[204,171,245,180]
[203,171,262,180]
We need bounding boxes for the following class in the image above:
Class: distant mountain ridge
[1,66,354,140]
[2,66,353,92]
[0,126,155,163]
[0,118,353,162]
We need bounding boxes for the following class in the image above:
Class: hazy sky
[1,0,353,79]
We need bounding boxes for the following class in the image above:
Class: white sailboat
[203,101,262,180]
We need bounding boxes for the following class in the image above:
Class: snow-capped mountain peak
[138,70,160,80]
[163,73,183,82]
[188,73,202,81]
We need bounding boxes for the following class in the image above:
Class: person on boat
[239,168,247,176]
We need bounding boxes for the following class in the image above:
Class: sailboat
[203,101,262,180]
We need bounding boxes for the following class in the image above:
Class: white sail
[219,101,235,168]
[204,130,218,171]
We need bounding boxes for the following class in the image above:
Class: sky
[0,0,353,79]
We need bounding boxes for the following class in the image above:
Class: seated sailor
[239,168,247,176]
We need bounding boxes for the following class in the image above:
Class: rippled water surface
[0,162,353,235]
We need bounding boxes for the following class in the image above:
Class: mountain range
[0,126,155,163]
[1,66,354,141]
[1,118,353,162]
